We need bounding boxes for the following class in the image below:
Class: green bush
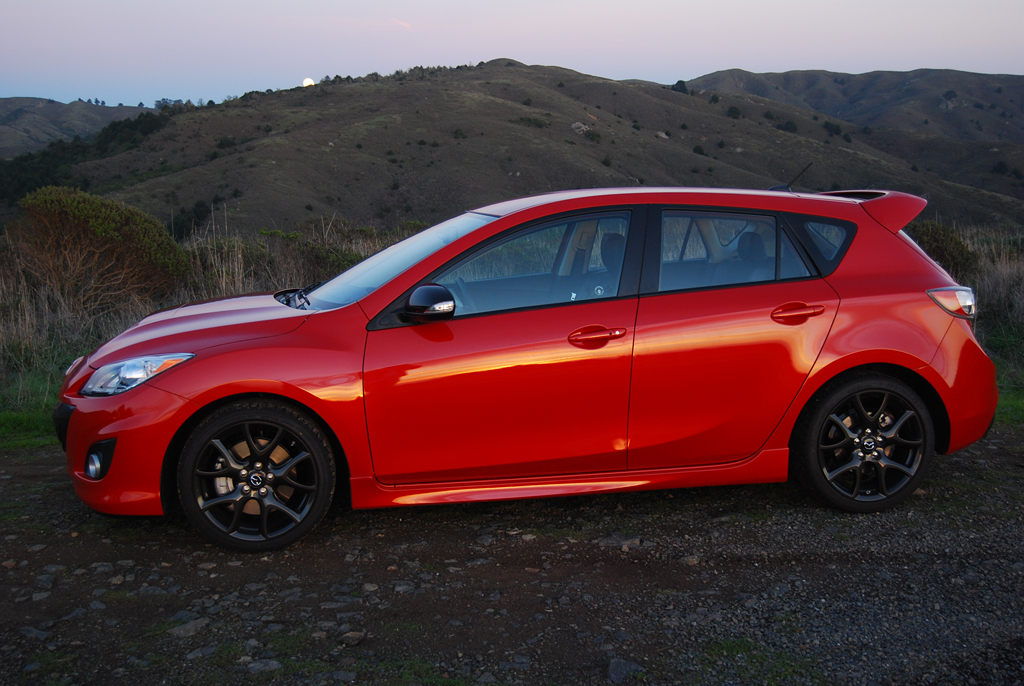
[11,186,187,313]
[905,220,979,284]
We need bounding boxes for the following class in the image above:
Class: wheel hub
[248,472,265,489]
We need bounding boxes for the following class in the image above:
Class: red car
[54,188,997,551]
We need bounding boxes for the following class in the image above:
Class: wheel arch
[789,362,951,457]
[159,391,353,514]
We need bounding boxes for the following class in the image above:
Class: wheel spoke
[881,410,922,445]
[269,450,316,490]
[265,491,304,524]
[225,497,248,534]
[199,487,244,512]
[878,456,916,479]
[245,423,283,459]
[209,439,247,471]
[876,462,890,496]
[824,414,859,445]
[825,457,860,483]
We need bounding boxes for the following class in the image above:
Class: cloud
[390,18,411,30]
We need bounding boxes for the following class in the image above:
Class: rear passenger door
[627,207,840,469]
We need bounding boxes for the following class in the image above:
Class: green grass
[996,387,1024,424]
[0,407,56,450]
[693,637,825,685]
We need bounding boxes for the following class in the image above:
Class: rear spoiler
[818,190,927,233]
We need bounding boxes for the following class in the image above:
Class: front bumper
[59,383,195,516]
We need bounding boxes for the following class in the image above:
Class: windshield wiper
[291,281,324,310]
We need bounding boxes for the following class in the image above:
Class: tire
[177,399,335,551]
[793,373,934,513]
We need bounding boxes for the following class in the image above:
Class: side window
[656,211,812,293]
[438,212,630,316]
[784,214,857,276]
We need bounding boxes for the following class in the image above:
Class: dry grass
[0,215,416,412]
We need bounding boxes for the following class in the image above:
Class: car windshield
[305,212,497,310]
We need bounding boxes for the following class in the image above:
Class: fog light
[82,439,116,480]
[86,453,103,479]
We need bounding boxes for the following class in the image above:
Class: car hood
[87,293,310,368]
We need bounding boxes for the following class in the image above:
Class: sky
[2,0,1022,107]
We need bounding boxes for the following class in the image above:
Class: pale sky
[2,0,1022,106]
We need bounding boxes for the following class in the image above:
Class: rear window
[784,214,857,276]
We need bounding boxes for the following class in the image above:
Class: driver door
[363,211,641,484]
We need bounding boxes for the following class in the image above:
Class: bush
[776,121,798,133]
[671,80,688,94]
[905,220,979,284]
[726,106,742,119]
[822,121,842,136]
[10,187,187,314]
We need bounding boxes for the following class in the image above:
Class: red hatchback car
[54,188,997,550]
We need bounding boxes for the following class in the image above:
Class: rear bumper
[929,318,998,454]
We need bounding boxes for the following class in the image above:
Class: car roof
[471,187,927,233]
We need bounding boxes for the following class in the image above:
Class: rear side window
[653,211,812,293]
[784,213,857,276]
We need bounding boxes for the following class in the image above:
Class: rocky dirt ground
[2,427,1023,686]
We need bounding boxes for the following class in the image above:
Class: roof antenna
[768,162,813,192]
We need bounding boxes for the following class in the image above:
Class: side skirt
[349,448,789,509]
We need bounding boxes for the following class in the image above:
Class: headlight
[81,354,194,396]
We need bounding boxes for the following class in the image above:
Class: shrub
[822,121,842,136]
[693,145,707,156]
[709,94,719,104]
[671,80,688,94]
[726,106,742,119]
[905,220,980,283]
[10,187,187,314]
[584,130,601,143]
[992,161,1009,175]
[601,155,612,167]
[776,121,798,133]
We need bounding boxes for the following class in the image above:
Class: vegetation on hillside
[0,110,172,206]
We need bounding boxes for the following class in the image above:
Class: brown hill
[0,98,150,158]
[688,68,1024,145]
[22,61,1024,234]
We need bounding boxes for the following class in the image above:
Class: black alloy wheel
[178,400,335,551]
[796,374,933,512]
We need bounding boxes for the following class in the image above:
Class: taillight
[927,287,976,320]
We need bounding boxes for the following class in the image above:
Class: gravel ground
[1,426,1023,686]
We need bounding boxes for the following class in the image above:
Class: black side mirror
[403,284,456,323]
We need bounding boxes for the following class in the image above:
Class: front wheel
[794,374,934,513]
[177,400,335,551]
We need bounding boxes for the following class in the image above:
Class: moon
[302,78,315,87]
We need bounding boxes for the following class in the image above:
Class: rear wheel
[177,400,335,551]
[795,374,933,512]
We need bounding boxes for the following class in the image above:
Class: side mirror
[403,284,456,323]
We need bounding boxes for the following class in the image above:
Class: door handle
[770,304,825,322]
[568,327,628,346]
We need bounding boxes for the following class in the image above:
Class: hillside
[688,68,1024,145]
[0,98,150,158]
[5,61,1024,234]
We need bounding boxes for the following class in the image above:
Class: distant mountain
[2,62,1023,234]
[0,98,150,158]
[688,68,1024,145]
